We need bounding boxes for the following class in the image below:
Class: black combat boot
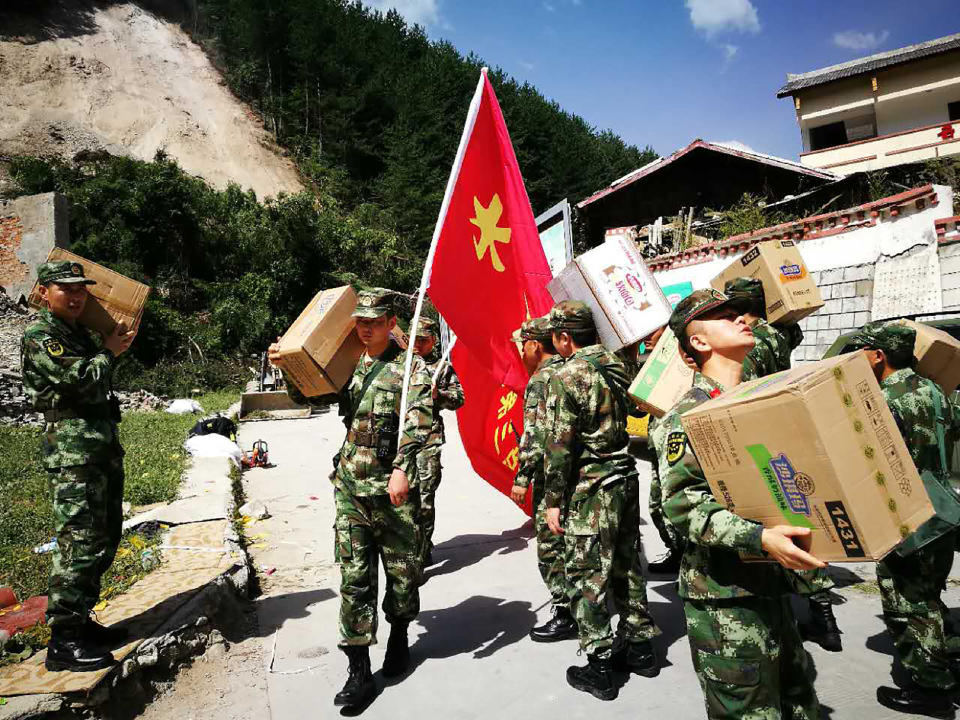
[646,550,681,575]
[805,595,842,652]
[45,625,116,672]
[567,653,617,701]
[83,618,129,647]
[877,686,956,719]
[529,606,578,643]
[612,639,660,677]
[381,622,410,678]
[333,646,376,707]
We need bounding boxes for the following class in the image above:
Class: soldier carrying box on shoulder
[21,261,135,672]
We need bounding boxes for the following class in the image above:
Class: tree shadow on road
[424,524,532,582]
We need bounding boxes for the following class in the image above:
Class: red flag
[425,69,554,390]
[451,342,533,515]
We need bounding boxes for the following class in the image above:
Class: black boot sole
[876,691,955,719]
[529,627,578,643]
[566,670,617,701]
[625,662,660,678]
[44,656,115,672]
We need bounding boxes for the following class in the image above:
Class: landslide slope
[0,2,303,199]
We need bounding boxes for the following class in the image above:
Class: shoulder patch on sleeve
[43,338,65,357]
[666,431,687,466]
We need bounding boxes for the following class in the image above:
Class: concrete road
[237,407,960,719]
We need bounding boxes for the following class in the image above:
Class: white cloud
[832,29,890,51]
[723,44,739,61]
[714,140,758,154]
[543,1,556,10]
[365,0,440,26]
[685,0,760,37]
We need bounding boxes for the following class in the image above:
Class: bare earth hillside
[0,2,303,199]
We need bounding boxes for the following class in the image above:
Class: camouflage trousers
[334,488,421,647]
[564,478,660,658]
[46,458,124,630]
[877,531,957,691]
[649,465,684,554]
[789,568,835,604]
[685,596,821,720]
[416,446,442,566]
[531,482,570,610]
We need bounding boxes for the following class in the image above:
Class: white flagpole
[399,68,487,427]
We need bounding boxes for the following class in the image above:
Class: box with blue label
[710,239,823,325]
[679,352,934,562]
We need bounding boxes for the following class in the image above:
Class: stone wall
[793,265,875,361]
[0,193,69,303]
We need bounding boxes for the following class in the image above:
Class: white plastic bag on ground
[167,399,204,414]
[184,433,243,466]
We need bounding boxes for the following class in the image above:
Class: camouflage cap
[414,316,438,339]
[723,277,764,304]
[548,300,595,333]
[513,315,553,343]
[352,288,396,319]
[668,288,736,338]
[844,321,916,361]
[37,260,96,286]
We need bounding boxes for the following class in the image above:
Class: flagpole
[399,68,488,428]
[431,336,458,387]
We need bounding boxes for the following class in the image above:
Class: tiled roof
[777,32,960,97]
[647,185,939,272]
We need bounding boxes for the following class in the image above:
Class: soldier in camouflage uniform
[542,301,661,701]
[509,316,575,641]
[844,322,958,719]
[659,288,824,720]
[271,288,432,708]
[21,261,135,672]
[725,277,842,653]
[412,316,464,569]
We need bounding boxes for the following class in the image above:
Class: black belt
[347,429,381,448]
[44,403,113,422]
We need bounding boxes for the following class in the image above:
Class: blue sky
[365,0,957,165]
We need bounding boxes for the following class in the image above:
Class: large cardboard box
[711,239,823,325]
[680,353,935,562]
[892,319,960,394]
[28,248,150,339]
[274,286,365,398]
[548,235,671,351]
[628,327,694,417]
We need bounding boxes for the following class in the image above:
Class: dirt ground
[0,2,302,200]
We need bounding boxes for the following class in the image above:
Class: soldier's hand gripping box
[274,286,365,397]
[547,234,671,351]
[29,248,150,340]
[628,326,694,417]
[711,239,823,325]
[679,353,935,562]
[892,319,960,394]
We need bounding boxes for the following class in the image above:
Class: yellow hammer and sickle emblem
[470,194,511,273]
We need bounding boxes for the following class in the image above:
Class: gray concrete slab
[238,409,960,720]
[124,456,234,531]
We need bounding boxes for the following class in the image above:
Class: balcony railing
[800,119,960,174]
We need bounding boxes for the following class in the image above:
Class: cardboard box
[711,239,823,325]
[628,327,694,417]
[548,235,671,351]
[680,353,935,562]
[892,319,960,394]
[28,248,150,339]
[274,286,365,397]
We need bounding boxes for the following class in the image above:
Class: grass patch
[0,389,239,605]
[844,581,881,596]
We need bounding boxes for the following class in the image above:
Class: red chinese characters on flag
[426,69,554,391]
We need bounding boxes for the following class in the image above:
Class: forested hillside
[188,0,654,247]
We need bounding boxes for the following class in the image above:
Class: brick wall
[793,265,875,362]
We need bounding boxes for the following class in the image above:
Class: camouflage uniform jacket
[742,320,801,381]
[881,368,949,486]
[515,354,565,490]
[659,372,793,600]
[21,308,122,468]
[336,341,433,496]
[542,345,635,534]
[421,349,464,449]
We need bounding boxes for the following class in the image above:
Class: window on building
[949,101,960,121]
[809,121,847,151]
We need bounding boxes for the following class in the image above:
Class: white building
[777,33,960,174]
